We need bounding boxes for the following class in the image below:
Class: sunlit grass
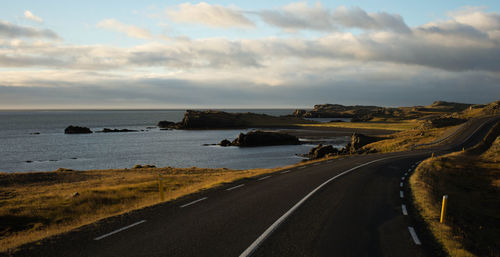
[296,121,418,131]
[410,137,500,257]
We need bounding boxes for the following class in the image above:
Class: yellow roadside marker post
[440,195,448,223]
[158,174,165,202]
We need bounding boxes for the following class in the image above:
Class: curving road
[8,116,499,257]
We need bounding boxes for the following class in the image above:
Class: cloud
[256,4,410,33]
[24,10,43,23]
[97,19,152,39]
[167,2,254,28]
[1,8,500,109]
[258,2,335,32]
[0,20,59,39]
[332,6,411,33]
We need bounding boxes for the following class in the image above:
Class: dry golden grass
[361,126,457,153]
[296,120,418,131]
[410,138,500,257]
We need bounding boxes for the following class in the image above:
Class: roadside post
[432,152,435,158]
[440,195,448,223]
[158,174,165,202]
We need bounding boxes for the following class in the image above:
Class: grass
[410,136,500,257]
[359,125,460,153]
[296,120,418,131]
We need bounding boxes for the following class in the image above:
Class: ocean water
[0,110,348,173]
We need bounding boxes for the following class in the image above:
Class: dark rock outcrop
[292,109,307,117]
[308,144,338,159]
[231,131,300,147]
[157,121,177,129]
[100,128,138,133]
[219,139,232,147]
[175,110,308,129]
[346,133,379,153]
[64,126,92,134]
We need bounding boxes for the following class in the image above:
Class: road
[8,116,499,257]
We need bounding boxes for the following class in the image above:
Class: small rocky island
[219,131,300,147]
[99,128,138,133]
[158,110,312,130]
[64,126,92,134]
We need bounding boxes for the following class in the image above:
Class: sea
[0,110,348,173]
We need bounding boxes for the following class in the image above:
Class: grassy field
[410,134,500,256]
[297,120,418,131]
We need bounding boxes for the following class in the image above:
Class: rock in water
[64,126,92,134]
[231,131,300,147]
[100,128,138,133]
[219,139,232,147]
[157,120,177,129]
[308,144,338,159]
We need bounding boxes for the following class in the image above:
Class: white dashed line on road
[402,204,408,215]
[400,182,403,187]
[400,191,404,198]
[226,184,245,191]
[408,227,422,245]
[94,220,146,241]
[281,170,291,174]
[258,175,271,181]
[180,197,208,208]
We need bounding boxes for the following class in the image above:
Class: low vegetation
[297,120,418,131]
[410,124,500,256]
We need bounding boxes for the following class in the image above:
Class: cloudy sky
[1,1,499,109]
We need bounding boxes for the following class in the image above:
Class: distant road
[9,116,499,257]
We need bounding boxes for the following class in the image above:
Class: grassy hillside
[410,123,500,256]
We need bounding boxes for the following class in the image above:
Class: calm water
[0,110,348,173]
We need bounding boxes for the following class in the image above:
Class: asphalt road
[8,116,499,257]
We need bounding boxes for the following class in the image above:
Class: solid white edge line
[402,204,408,215]
[94,220,146,241]
[239,156,395,257]
[281,170,291,174]
[226,184,245,191]
[400,191,404,198]
[180,197,208,208]
[258,175,271,181]
[408,227,422,245]
[400,182,403,187]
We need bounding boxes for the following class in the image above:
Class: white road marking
[94,220,146,241]
[180,197,208,208]
[408,227,422,245]
[402,204,408,215]
[313,163,321,166]
[400,182,403,187]
[327,160,333,163]
[400,191,404,198]
[404,172,408,176]
[239,156,396,257]
[401,177,405,180]
[226,184,245,191]
[408,168,412,172]
[258,175,271,181]
[281,170,291,174]
[298,166,306,169]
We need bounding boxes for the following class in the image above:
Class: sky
[0,1,499,109]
